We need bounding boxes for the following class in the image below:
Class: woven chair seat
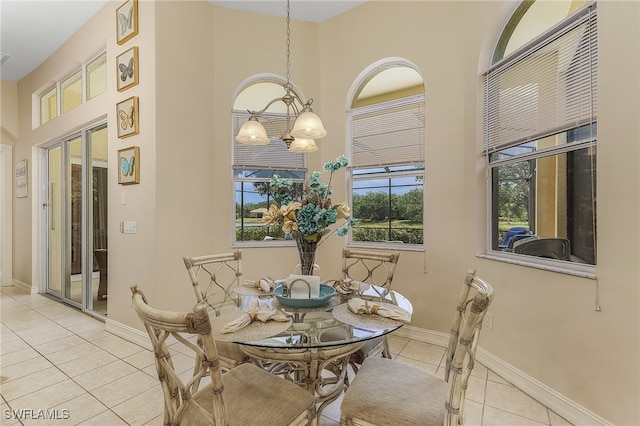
[181,363,315,426]
[341,357,447,426]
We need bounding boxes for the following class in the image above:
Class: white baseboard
[393,325,611,426]
[104,318,151,351]
[11,279,38,294]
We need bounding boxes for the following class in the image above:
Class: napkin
[347,297,411,323]
[221,300,291,333]
[285,275,320,299]
[331,278,363,295]
[242,278,276,293]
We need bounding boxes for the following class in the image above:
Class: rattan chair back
[443,269,494,424]
[342,248,400,299]
[183,251,242,311]
[131,285,316,426]
[131,285,228,425]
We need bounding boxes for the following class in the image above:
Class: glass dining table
[195,281,413,416]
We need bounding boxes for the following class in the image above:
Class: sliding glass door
[43,122,108,316]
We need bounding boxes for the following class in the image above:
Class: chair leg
[382,336,392,358]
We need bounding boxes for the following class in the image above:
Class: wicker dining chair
[340,270,494,426]
[131,285,317,426]
[342,248,400,372]
[183,251,249,372]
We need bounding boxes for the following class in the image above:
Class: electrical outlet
[485,313,494,329]
[122,221,137,234]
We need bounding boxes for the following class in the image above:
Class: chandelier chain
[285,0,291,91]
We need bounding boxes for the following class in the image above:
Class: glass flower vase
[295,237,319,276]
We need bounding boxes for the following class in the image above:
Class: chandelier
[235,0,326,153]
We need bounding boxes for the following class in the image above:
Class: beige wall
[5,1,639,424]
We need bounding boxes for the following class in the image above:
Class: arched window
[232,77,308,245]
[347,61,425,247]
[484,1,597,270]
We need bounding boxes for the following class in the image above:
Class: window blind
[348,94,425,168]
[232,109,307,170]
[483,5,597,154]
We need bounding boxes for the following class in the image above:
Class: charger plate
[210,311,293,342]
[331,302,407,329]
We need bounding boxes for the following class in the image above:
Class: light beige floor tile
[485,380,549,423]
[10,379,85,416]
[393,354,439,372]
[91,370,158,408]
[0,347,42,368]
[48,393,108,425]
[0,338,31,355]
[19,327,76,347]
[78,409,129,425]
[488,369,512,385]
[72,359,138,391]
[387,334,409,355]
[32,335,87,355]
[463,398,484,426]
[0,401,21,425]
[397,340,445,365]
[549,410,574,425]
[0,366,68,402]
[318,415,340,426]
[0,355,54,384]
[471,361,489,379]
[465,374,487,404]
[0,330,20,343]
[319,391,344,423]
[56,350,119,378]
[483,405,549,425]
[91,334,145,358]
[122,349,155,370]
[142,414,164,426]
[44,341,106,365]
[112,386,164,426]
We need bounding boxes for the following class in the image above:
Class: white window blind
[349,94,425,168]
[483,4,597,154]
[232,109,306,170]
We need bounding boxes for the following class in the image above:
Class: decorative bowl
[274,283,336,308]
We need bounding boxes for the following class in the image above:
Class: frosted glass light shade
[235,119,269,145]
[288,138,318,153]
[291,111,327,139]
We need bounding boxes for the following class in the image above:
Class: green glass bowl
[274,283,336,308]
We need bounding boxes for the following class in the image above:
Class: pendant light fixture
[235,0,326,153]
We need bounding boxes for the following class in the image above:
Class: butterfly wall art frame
[116,96,139,138]
[116,46,138,92]
[116,0,138,45]
[118,146,140,185]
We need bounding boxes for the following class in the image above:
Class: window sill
[478,251,596,279]
[347,242,424,252]
[232,240,296,249]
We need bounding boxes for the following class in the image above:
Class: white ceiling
[0,0,367,83]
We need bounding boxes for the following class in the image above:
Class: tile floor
[1,286,572,426]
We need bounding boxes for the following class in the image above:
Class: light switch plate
[122,221,137,234]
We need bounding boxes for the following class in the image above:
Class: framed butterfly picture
[116,46,138,92]
[116,0,138,45]
[118,146,140,185]
[116,96,139,138]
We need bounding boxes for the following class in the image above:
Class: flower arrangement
[263,154,355,275]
